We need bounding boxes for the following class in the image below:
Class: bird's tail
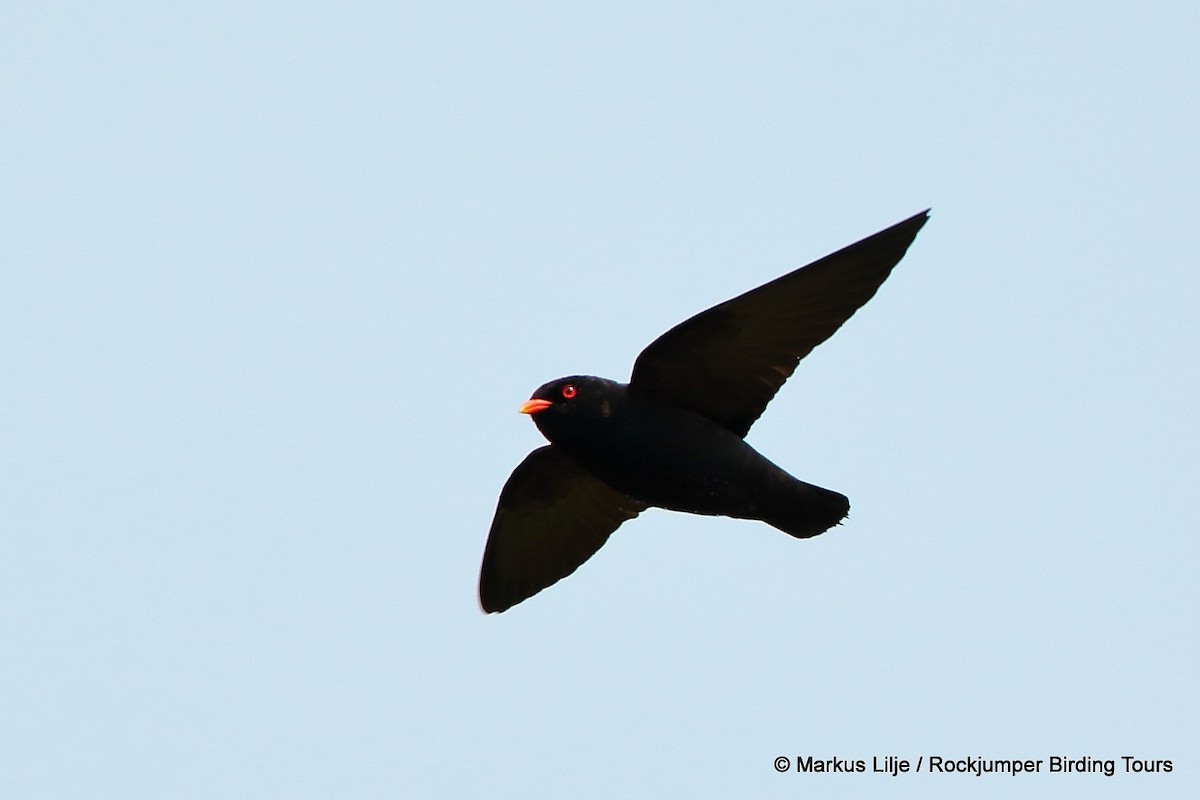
[763,480,850,539]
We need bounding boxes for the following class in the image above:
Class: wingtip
[893,208,931,237]
[478,572,513,614]
[478,591,509,614]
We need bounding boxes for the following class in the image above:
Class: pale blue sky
[3,2,1197,798]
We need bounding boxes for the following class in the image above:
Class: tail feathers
[765,481,849,539]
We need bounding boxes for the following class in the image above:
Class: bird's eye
[561,384,577,399]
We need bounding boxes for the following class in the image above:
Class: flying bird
[479,211,929,613]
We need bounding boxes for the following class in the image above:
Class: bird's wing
[479,445,647,613]
[629,210,929,438]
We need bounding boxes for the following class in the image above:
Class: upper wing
[479,445,647,613]
[628,210,929,437]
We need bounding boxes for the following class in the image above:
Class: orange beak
[519,398,553,415]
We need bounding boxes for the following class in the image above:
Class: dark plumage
[479,211,930,612]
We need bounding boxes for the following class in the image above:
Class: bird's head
[520,375,624,445]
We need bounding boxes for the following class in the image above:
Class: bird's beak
[519,398,553,415]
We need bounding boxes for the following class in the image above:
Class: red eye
[561,384,577,399]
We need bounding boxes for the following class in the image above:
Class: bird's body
[531,376,848,537]
[479,210,930,612]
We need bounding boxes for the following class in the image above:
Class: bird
[478,210,929,613]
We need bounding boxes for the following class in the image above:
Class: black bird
[479,211,929,613]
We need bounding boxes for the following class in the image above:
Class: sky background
[3,2,1197,798]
